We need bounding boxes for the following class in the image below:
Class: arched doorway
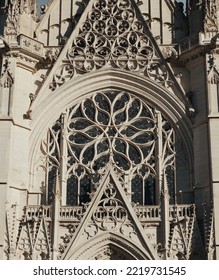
[67,232,151,260]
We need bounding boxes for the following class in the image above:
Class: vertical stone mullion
[45,130,50,204]
[52,168,61,260]
[60,111,68,206]
[77,178,80,206]
[156,110,170,259]
[155,110,163,204]
[142,175,145,205]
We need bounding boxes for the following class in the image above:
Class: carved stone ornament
[3,0,38,38]
[161,46,178,60]
[50,0,173,91]
[0,70,13,88]
[204,0,218,33]
[0,59,14,88]
[4,0,20,36]
[44,47,61,66]
[209,68,219,84]
[90,180,137,237]
[15,216,51,260]
[207,52,219,84]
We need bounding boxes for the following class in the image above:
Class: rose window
[41,90,183,206]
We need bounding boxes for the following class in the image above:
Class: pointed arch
[67,232,152,260]
[60,165,159,260]
[27,70,194,261]
[29,70,193,192]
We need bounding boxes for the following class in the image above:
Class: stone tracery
[50,0,172,91]
[0,0,213,261]
[41,90,179,206]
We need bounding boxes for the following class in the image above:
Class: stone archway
[67,232,150,260]
[91,244,135,260]
[24,71,195,261]
[29,70,193,196]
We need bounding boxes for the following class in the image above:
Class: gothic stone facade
[0,0,219,260]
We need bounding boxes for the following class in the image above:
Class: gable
[32,0,191,110]
[62,165,158,260]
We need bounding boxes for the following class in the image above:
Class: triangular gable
[15,216,51,259]
[62,164,158,260]
[208,65,219,84]
[0,69,13,88]
[188,216,205,259]
[32,217,51,258]
[33,0,189,108]
[169,219,187,259]
[16,217,33,258]
[169,213,205,260]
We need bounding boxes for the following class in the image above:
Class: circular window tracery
[41,90,183,206]
[66,91,156,173]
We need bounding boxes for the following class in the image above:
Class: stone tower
[0,0,218,260]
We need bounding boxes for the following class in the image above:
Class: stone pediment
[208,65,219,84]
[0,69,13,88]
[33,0,190,109]
[62,165,158,260]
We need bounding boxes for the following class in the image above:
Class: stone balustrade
[178,32,204,55]
[169,204,195,219]
[24,205,52,219]
[24,204,195,222]
[135,206,161,221]
[59,206,86,220]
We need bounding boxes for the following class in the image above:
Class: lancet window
[41,90,187,206]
